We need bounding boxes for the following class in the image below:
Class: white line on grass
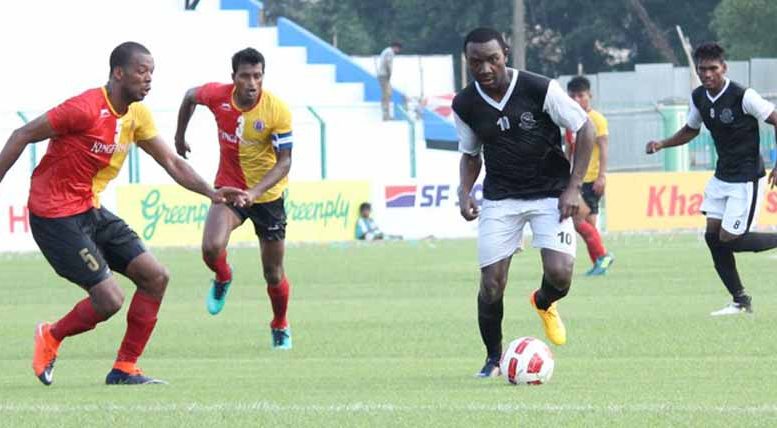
[1,402,777,415]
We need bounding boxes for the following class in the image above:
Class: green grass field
[2,234,777,427]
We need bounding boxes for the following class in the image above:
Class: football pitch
[2,234,777,427]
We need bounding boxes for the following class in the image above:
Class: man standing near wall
[378,41,402,121]
[565,76,614,276]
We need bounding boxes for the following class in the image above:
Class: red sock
[575,221,607,263]
[203,249,231,283]
[50,298,106,342]
[115,292,161,365]
[267,277,290,329]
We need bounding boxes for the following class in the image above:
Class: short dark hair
[232,47,265,74]
[109,41,150,74]
[359,202,372,212]
[693,42,725,64]
[390,41,402,49]
[463,27,509,52]
[567,76,591,93]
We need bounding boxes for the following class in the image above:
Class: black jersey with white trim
[453,70,586,200]
[691,81,765,182]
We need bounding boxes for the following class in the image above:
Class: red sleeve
[195,83,224,108]
[47,95,93,135]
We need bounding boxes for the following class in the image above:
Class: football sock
[115,291,161,365]
[50,298,107,342]
[575,221,607,263]
[534,275,569,311]
[724,232,777,253]
[267,276,290,329]
[705,233,748,302]
[203,249,231,283]
[477,294,503,359]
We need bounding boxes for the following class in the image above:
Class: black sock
[477,295,503,360]
[533,274,569,311]
[724,232,777,253]
[705,233,749,302]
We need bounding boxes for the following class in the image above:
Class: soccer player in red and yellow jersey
[0,42,245,385]
[565,76,614,276]
[174,48,294,349]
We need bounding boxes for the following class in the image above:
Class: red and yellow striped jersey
[196,83,292,204]
[29,87,157,218]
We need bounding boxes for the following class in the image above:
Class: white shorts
[701,176,765,235]
[478,198,576,268]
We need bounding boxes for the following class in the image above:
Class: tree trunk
[512,0,526,69]
[628,0,679,64]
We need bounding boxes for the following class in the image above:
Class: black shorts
[30,207,146,289]
[228,198,287,241]
[581,182,601,214]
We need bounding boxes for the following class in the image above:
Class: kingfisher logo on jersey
[91,141,130,154]
[385,186,417,208]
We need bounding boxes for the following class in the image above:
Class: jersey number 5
[79,248,100,272]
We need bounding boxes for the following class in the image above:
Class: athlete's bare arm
[559,118,595,220]
[458,153,482,221]
[174,87,201,159]
[244,148,292,204]
[0,114,55,182]
[137,135,247,204]
[646,125,700,154]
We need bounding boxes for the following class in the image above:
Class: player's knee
[263,266,283,286]
[201,242,223,262]
[480,276,506,303]
[138,265,169,299]
[152,266,170,294]
[545,263,573,289]
[704,232,719,248]
[92,287,125,317]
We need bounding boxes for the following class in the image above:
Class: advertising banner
[606,171,777,231]
[372,181,482,239]
[116,181,370,246]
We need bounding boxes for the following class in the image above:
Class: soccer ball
[500,336,555,385]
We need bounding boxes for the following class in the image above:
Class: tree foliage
[712,0,777,59]
[261,0,736,76]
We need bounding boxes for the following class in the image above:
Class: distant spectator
[355,202,384,240]
[377,41,402,121]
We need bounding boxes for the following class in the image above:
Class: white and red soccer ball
[500,337,555,385]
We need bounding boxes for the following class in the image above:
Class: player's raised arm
[137,135,247,204]
[174,87,202,159]
[645,125,700,154]
[646,98,702,154]
[0,114,56,182]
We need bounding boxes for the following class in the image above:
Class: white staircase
[0,0,425,189]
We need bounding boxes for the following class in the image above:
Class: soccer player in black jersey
[454,28,595,377]
[647,42,777,316]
